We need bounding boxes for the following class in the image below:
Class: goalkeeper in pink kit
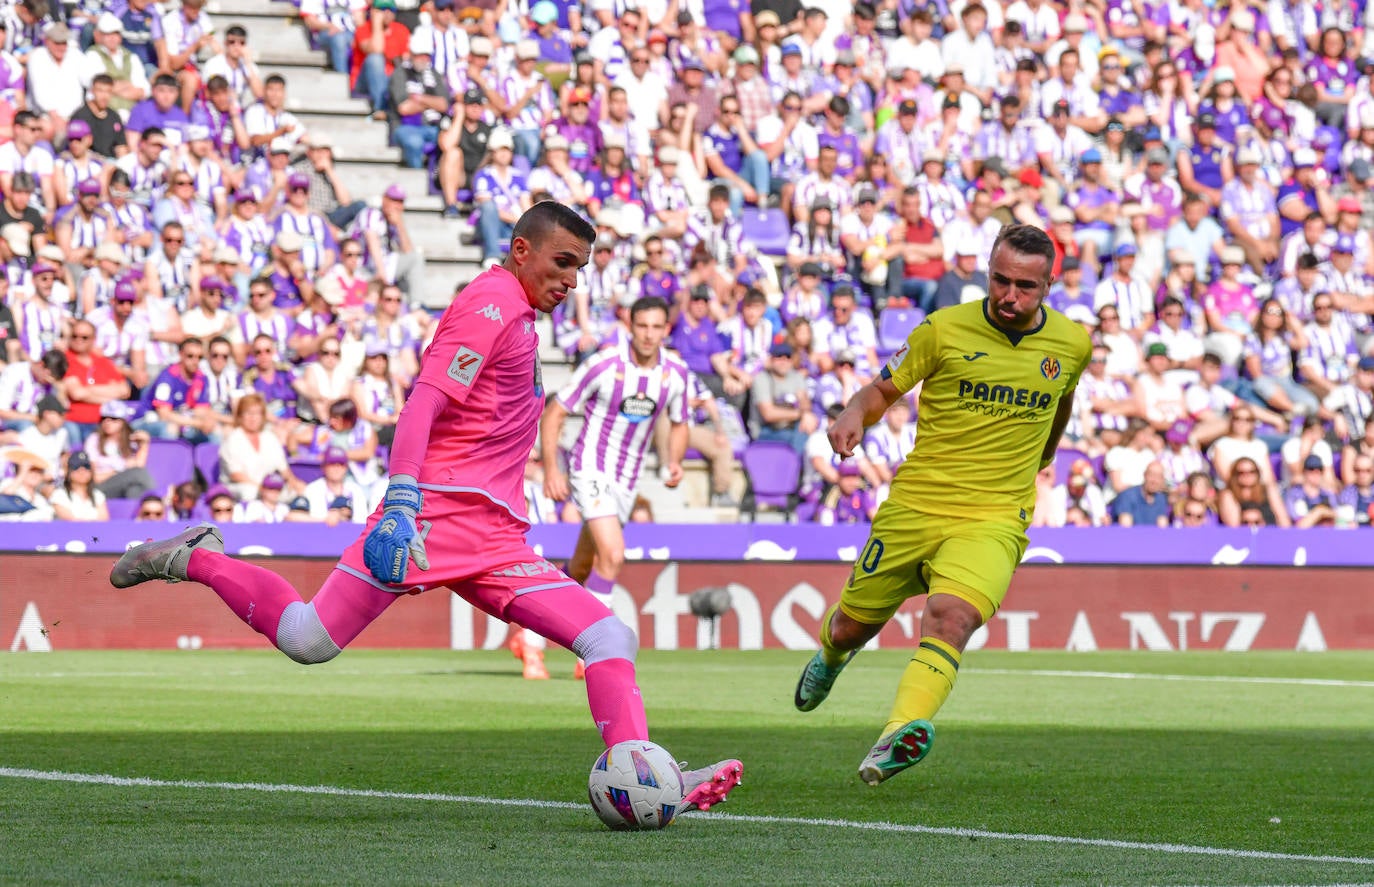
[110,201,741,815]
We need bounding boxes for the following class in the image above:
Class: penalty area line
[2,767,1372,867]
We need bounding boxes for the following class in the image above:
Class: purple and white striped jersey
[87,307,149,367]
[499,71,553,130]
[1220,179,1277,240]
[644,171,689,216]
[1301,318,1358,383]
[274,208,336,277]
[863,422,917,473]
[223,214,274,274]
[556,341,690,489]
[101,201,154,263]
[235,310,293,354]
[56,154,104,206]
[58,206,112,257]
[17,298,67,359]
[718,314,774,375]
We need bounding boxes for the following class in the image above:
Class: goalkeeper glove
[362,474,430,586]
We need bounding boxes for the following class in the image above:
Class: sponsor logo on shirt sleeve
[448,346,484,386]
[886,343,909,374]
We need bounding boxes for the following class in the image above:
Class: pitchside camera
[689,587,732,649]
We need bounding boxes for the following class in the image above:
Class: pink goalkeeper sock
[187,549,302,646]
[584,658,649,745]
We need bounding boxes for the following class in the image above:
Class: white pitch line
[2,767,1371,868]
[969,669,1374,689]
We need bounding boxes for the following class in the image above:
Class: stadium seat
[194,442,221,488]
[877,307,925,361]
[290,459,324,484]
[145,440,196,495]
[738,207,790,258]
[105,498,140,521]
[740,441,803,521]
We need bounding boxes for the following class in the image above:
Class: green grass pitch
[2,648,1371,886]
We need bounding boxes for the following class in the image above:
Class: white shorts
[570,471,636,523]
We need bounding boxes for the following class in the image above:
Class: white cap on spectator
[960,284,985,304]
[276,230,304,253]
[603,130,626,150]
[2,223,29,257]
[309,134,332,149]
[214,245,241,264]
[1049,205,1075,224]
[1232,9,1255,30]
[38,244,64,263]
[1360,106,1374,130]
[96,12,123,33]
[315,275,345,306]
[515,39,540,60]
[1063,13,1087,31]
[658,146,680,165]
[1235,147,1261,165]
[95,242,127,264]
[544,133,569,151]
[1292,147,1317,168]
[269,137,293,154]
[409,27,434,56]
[954,242,979,257]
[470,36,493,56]
[487,128,514,151]
[1220,245,1246,266]
[1212,65,1235,83]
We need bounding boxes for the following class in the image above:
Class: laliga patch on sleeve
[448,346,485,386]
[886,343,909,374]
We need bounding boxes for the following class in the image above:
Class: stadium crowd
[3,0,1374,530]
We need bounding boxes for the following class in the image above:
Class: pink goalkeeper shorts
[335,488,578,617]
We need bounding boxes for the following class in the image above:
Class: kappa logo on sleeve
[448,346,485,386]
[476,303,504,324]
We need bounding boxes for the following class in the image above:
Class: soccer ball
[587,740,685,831]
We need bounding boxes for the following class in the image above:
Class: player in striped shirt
[110,201,742,814]
[537,296,689,678]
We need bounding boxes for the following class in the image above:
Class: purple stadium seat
[105,498,140,521]
[738,208,790,258]
[740,440,803,521]
[145,439,196,496]
[1270,451,1283,482]
[194,442,221,487]
[878,307,925,360]
[290,459,324,484]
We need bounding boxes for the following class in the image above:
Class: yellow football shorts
[838,503,1030,626]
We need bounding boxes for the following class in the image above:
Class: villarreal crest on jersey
[881,299,1093,519]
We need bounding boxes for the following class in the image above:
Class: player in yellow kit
[794,224,1093,785]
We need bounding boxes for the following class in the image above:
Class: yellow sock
[817,604,849,667]
[882,637,961,737]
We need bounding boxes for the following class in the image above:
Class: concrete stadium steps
[208,0,300,17]
[208,0,485,304]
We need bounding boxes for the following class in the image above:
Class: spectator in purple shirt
[136,335,214,443]
[670,284,729,395]
[702,94,769,215]
[125,74,188,150]
[550,86,602,177]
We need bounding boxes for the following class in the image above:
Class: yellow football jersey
[881,299,1093,519]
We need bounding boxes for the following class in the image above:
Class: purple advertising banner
[3,522,1373,567]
